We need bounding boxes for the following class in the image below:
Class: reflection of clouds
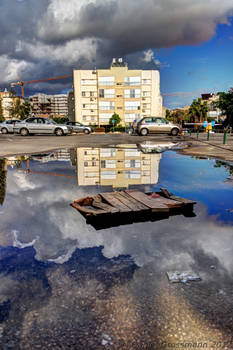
[12,173,38,191]
[0,158,233,281]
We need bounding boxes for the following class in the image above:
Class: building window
[92,162,96,166]
[99,89,115,98]
[84,162,88,167]
[101,171,116,179]
[125,159,140,168]
[101,160,106,168]
[90,91,94,97]
[125,101,140,111]
[98,76,115,86]
[81,79,96,85]
[82,92,86,97]
[82,104,86,108]
[99,101,115,110]
[124,76,141,86]
[125,170,141,179]
[124,89,140,98]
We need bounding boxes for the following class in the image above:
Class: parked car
[66,121,93,134]
[13,117,72,136]
[135,117,181,136]
[0,119,21,134]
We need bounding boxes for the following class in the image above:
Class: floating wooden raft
[71,189,196,218]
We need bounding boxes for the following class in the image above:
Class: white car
[0,119,21,134]
[13,117,72,136]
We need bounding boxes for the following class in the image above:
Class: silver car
[0,119,21,134]
[66,121,93,134]
[14,117,72,136]
[135,117,181,136]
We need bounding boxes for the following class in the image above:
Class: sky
[0,0,232,108]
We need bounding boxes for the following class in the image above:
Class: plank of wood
[150,193,183,208]
[160,188,196,205]
[120,191,150,211]
[100,192,132,212]
[92,195,119,213]
[125,190,169,212]
[71,202,107,216]
[112,192,149,212]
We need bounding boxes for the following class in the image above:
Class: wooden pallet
[71,189,195,218]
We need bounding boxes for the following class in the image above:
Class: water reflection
[0,159,7,205]
[0,146,233,348]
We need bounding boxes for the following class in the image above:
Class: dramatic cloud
[0,0,232,93]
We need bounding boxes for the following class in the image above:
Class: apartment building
[73,58,163,126]
[0,89,23,120]
[28,93,68,117]
[201,93,222,121]
[76,145,161,188]
[51,94,68,116]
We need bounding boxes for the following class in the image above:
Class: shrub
[53,117,69,124]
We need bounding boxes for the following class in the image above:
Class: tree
[0,99,4,122]
[165,109,172,121]
[189,98,209,123]
[7,98,31,120]
[215,89,233,127]
[19,99,31,120]
[7,98,22,118]
[109,113,121,127]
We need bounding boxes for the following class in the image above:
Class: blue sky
[0,0,232,110]
[160,18,233,108]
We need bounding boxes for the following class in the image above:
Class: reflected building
[76,145,161,188]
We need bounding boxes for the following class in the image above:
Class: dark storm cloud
[0,0,233,92]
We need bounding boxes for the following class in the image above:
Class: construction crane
[10,74,72,99]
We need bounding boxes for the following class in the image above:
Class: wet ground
[0,144,233,349]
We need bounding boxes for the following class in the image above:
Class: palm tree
[189,98,209,123]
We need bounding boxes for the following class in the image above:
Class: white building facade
[73,59,163,126]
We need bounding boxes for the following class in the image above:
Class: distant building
[28,94,52,116]
[28,93,68,117]
[201,93,222,121]
[73,58,162,126]
[51,94,68,116]
[76,145,161,188]
[0,89,23,120]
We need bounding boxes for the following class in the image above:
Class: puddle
[0,145,233,349]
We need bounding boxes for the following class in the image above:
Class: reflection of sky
[0,149,233,348]
[156,151,233,223]
[0,149,232,275]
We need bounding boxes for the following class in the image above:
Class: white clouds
[0,0,233,90]
[0,55,35,83]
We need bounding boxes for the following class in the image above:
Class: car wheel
[1,128,8,134]
[20,128,29,136]
[84,129,90,134]
[55,128,64,136]
[140,128,148,136]
[171,128,179,136]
